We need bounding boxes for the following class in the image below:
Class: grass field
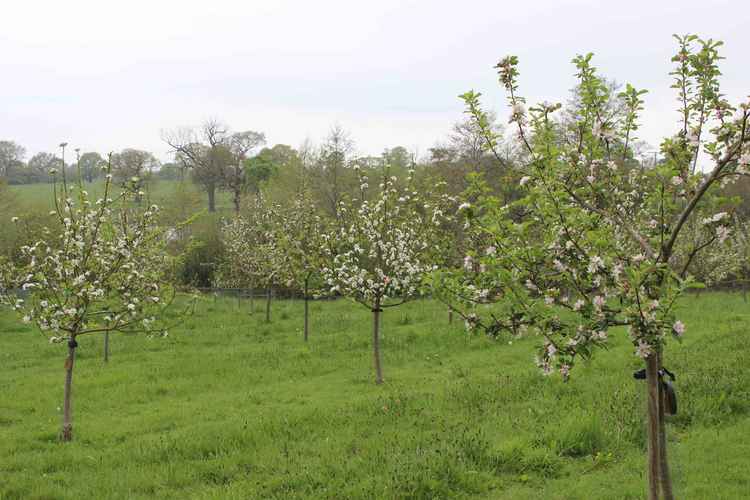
[1,292,749,499]
[6,180,224,213]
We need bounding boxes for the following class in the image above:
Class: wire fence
[191,287,342,301]
[184,287,454,322]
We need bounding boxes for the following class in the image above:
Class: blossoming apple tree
[276,185,328,341]
[0,147,174,441]
[436,35,749,499]
[217,194,286,322]
[322,165,451,384]
[672,208,742,292]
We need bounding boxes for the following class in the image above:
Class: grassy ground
[1,292,748,499]
[6,179,228,214]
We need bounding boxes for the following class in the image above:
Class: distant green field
[6,180,231,215]
[1,293,749,499]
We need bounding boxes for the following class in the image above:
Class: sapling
[276,186,328,341]
[322,165,451,384]
[439,35,749,499]
[217,194,286,322]
[1,146,176,441]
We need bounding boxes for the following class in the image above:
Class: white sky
[1,0,748,162]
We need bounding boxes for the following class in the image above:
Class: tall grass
[1,292,748,499]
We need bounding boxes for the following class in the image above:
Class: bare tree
[225,131,266,213]
[449,111,501,169]
[312,125,355,218]
[162,120,232,212]
[111,149,160,203]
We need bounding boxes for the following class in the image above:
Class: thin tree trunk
[233,188,241,214]
[249,285,254,314]
[103,331,109,363]
[265,287,271,323]
[304,277,310,342]
[373,297,383,385]
[61,338,78,442]
[207,185,216,213]
[657,351,675,500]
[448,308,453,324]
[645,354,661,500]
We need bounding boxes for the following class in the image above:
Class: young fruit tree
[730,218,750,301]
[0,146,175,441]
[671,207,743,294]
[322,165,451,384]
[435,35,749,499]
[215,216,255,305]
[217,194,286,322]
[276,186,328,341]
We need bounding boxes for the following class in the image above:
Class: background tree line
[4,106,750,292]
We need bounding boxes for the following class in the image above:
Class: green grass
[7,179,230,215]
[1,292,749,499]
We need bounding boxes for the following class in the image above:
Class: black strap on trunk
[633,367,677,415]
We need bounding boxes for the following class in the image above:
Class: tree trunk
[103,331,109,363]
[249,285,254,314]
[304,277,310,342]
[657,351,675,500]
[645,354,661,500]
[372,298,383,385]
[265,287,272,323]
[207,185,216,213]
[448,308,453,324]
[233,188,241,214]
[61,338,78,442]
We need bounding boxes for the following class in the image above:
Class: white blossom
[673,320,685,337]
[635,339,652,359]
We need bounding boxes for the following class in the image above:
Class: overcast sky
[1,0,748,162]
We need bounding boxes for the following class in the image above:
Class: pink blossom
[635,339,652,359]
[673,320,685,337]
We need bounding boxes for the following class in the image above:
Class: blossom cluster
[1,168,171,341]
[322,166,452,307]
[445,36,749,379]
[216,194,287,290]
